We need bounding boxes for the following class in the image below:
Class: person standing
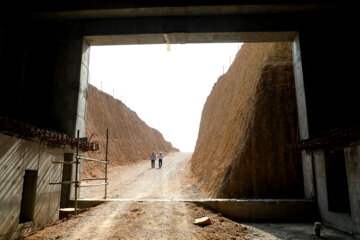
[150,152,156,168]
[158,152,163,168]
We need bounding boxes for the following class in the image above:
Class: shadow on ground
[244,223,353,240]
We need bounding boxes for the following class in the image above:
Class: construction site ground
[23,153,353,240]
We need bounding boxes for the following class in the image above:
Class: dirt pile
[83,84,178,177]
[191,43,303,198]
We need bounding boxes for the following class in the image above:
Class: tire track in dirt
[80,152,197,200]
[73,152,197,239]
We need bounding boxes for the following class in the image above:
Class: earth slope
[191,42,303,198]
[83,84,178,177]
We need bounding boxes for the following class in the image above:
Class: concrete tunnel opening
[79,42,244,199]
[1,3,359,238]
[70,32,359,236]
[77,37,306,203]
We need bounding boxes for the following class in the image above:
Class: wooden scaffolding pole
[74,130,80,215]
[105,129,109,199]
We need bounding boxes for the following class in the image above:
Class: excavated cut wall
[83,85,178,177]
[191,42,303,198]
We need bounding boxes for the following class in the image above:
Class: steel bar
[289,125,360,151]
[0,117,99,152]
[76,156,108,163]
[79,183,109,187]
[82,177,106,181]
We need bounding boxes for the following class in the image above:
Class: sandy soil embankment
[191,43,303,198]
[83,84,178,178]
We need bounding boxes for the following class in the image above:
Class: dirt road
[23,152,352,240]
[80,152,204,200]
[24,152,247,240]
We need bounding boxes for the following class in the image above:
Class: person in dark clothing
[150,152,156,168]
[158,152,163,168]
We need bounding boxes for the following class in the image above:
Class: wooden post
[105,129,109,199]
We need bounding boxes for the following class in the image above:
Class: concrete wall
[198,199,316,222]
[345,146,360,239]
[0,20,87,138]
[298,27,360,137]
[313,151,353,234]
[0,21,61,130]
[0,134,64,240]
[294,23,359,237]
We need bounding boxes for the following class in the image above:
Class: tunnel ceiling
[20,1,345,46]
[85,32,297,45]
[26,1,341,20]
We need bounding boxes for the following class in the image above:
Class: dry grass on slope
[191,42,303,198]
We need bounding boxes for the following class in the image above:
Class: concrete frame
[313,151,353,234]
[1,3,357,238]
[81,31,306,197]
[78,30,313,201]
[0,2,357,240]
[310,148,360,238]
[27,14,356,237]
[79,30,359,238]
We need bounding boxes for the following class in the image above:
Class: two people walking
[150,151,163,168]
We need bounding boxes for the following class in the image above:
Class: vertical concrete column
[52,21,89,207]
[77,39,90,135]
[345,146,360,239]
[292,34,315,199]
[52,21,87,138]
[76,39,91,189]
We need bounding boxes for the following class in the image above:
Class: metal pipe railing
[76,156,108,164]
[82,177,106,181]
[105,129,109,199]
[79,183,109,187]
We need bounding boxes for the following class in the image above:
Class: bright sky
[89,43,242,152]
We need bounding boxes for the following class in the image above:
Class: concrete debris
[193,217,212,226]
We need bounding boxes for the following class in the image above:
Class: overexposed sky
[89,43,242,152]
